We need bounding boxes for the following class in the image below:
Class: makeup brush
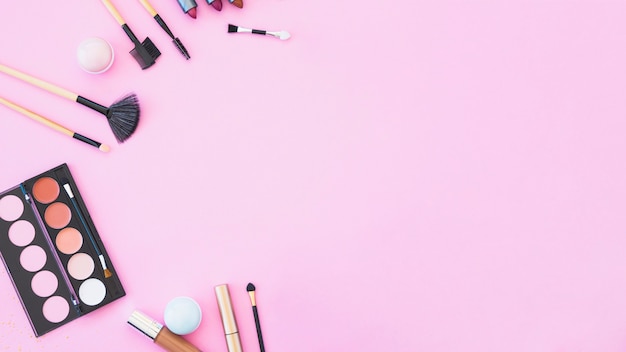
[247,283,266,352]
[62,182,112,279]
[228,24,291,41]
[101,0,161,69]
[206,0,222,11]
[0,97,110,152]
[138,0,190,59]
[0,63,139,143]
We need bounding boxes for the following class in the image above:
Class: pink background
[1,0,626,351]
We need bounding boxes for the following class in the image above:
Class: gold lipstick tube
[215,284,243,352]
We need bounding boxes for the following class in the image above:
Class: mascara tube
[215,284,243,352]
[128,310,202,352]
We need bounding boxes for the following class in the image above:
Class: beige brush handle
[0,64,78,101]
[138,0,158,17]
[102,0,126,26]
[0,97,74,137]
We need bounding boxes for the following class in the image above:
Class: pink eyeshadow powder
[32,177,60,204]
[20,245,47,272]
[31,270,58,298]
[42,296,70,323]
[8,220,36,247]
[55,227,83,255]
[0,195,24,222]
[44,202,72,229]
[67,253,95,280]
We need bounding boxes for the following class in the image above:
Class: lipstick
[128,310,202,352]
[176,0,198,19]
[215,284,243,352]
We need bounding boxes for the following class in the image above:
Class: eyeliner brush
[247,283,266,352]
[138,0,190,59]
[62,182,112,279]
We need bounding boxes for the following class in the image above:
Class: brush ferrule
[122,24,141,44]
[98,254,108,270]
[72,133,102,150]
[154,15,175,39]
[76,96,110,117]
[128,311,163,340]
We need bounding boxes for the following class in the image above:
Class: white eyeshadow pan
[78,278,106,306]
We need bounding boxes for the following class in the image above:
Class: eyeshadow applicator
[228,24,291,40]
[0,96,109,152]
[138,0,190,59]
[101,0,161,70]
[0,63,139,143]
[247,283,266,352]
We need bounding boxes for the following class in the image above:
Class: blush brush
[0,63,140,143]
[138,0,190,59]
[247,283,266,352]
[101,0,161,69]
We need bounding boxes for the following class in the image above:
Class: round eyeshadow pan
[32,177,60,204]
[20,245,47,272]
[8,220,36,247]
[44,202,72,229]
[56,227,83,255]
[42,296,70,323]
[67,253,95,280]
[31,270,58,298]
[79,278,106,306]
[0,195,24,222]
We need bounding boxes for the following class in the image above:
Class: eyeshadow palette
[0,163,124,336]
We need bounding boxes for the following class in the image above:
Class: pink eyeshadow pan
[44,202,71,229]
[67,253,95,280]
[0,195,24,222]
[42,296,70,323]
[31,270,58,298]
[8,220,36,247]
[20,245,47,272]
[32,177,60,204]
[55,227,83,255]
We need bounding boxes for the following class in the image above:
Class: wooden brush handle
[138,0,158,17]
[0,97,73,136]
[102,0,126,26]
[0,64,78,102]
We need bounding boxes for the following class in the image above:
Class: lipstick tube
[128,310,202,352]
[215,284,243,352]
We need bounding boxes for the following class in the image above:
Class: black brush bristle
[228,24,238,33]
[247,283,256,292]
[107,94,140,143]
[143,37,161,60]
[173,38,190,60]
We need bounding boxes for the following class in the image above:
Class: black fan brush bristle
[107,93,140,143]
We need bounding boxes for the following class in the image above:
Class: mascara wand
[138,0,190,59]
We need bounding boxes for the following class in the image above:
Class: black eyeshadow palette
[0,163,124,336]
